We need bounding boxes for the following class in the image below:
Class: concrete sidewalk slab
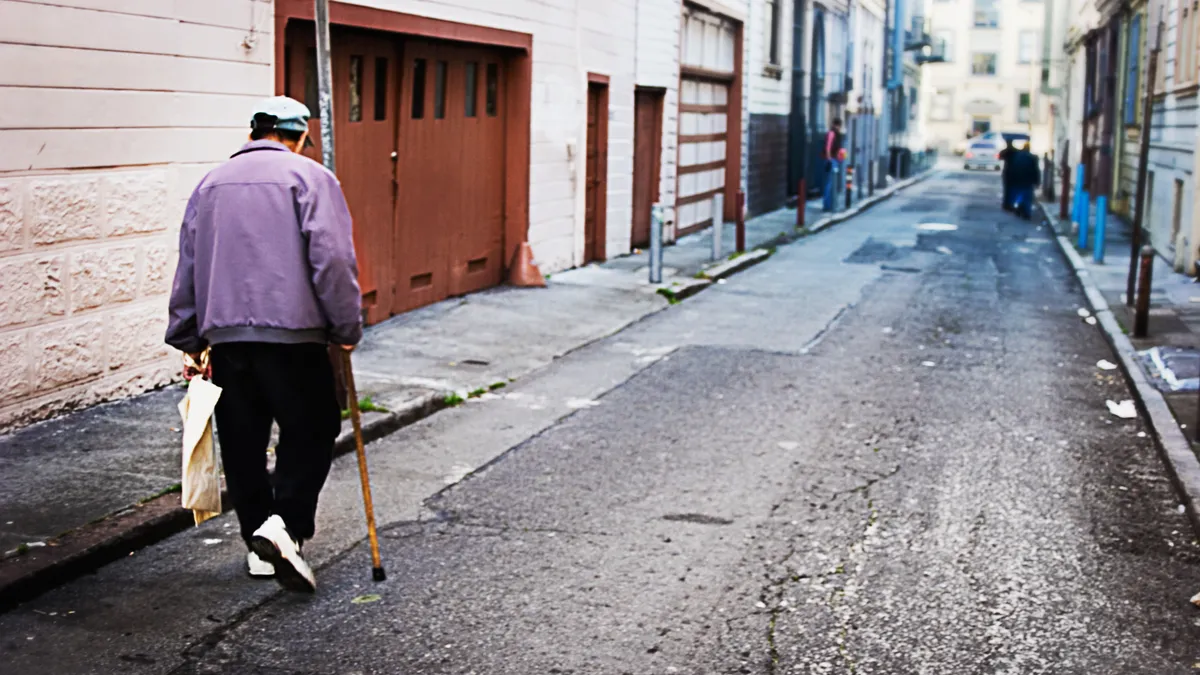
[0,169,934,608]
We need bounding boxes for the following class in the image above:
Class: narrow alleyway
[3,171,1199,674]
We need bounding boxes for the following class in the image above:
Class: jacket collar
[231,140,292,158]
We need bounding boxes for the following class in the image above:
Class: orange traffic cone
[508,242,546,288]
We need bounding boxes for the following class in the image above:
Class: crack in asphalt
[759,464,900,675]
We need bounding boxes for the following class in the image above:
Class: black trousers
[210,342,341,544]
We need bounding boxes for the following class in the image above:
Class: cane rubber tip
[372,567,387,582]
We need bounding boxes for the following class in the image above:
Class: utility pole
[1127,14,1163,305]
[314,0,336,174]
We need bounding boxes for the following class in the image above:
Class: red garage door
[393,40,507,313]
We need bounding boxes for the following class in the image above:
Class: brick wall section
[0,1,266,430]
[747,113,791,215]
[0,169,184,430]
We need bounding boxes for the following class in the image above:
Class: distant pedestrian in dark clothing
[823,119,845,212]
[1007,143,1041,219]
[999,140,1017,211]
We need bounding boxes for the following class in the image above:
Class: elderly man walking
[165,96,362,593]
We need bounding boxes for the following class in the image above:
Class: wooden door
[284,24,398,324]
[393,41,507,313]
[631,88,664,249]
[584,81,609,264]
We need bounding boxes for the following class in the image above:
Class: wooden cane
[340,349,386,582]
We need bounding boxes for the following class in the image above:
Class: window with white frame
[1018,31,1039,63]
[931,89,954,120]
[1124,13,1142,124]
[974,0,999,27]
[1175,0,1199,88]
[1017,91,1032,122]
[972,52,998,75]
[934,29,954,61]
[766,0,782,66]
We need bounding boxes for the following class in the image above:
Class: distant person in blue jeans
[823,118,845,212]
[1008,143,1041,219]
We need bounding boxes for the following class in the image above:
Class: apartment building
[922,0,1049,154]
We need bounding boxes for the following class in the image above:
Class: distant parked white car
[963,140,1003,171]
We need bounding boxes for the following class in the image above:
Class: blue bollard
[1094,196,1108,263]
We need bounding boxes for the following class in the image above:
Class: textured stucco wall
[0,0,269,430]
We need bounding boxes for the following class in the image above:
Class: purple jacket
[165,141,363,353]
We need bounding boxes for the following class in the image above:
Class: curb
[0,391,447,611]
[700,248,773,280]
[1042,204,1200,536]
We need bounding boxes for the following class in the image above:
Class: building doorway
[584,77,609,264]
[631,87,664,249]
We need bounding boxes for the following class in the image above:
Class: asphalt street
[3,170,1199,674]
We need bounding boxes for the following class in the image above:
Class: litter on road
[1096,360,1118,371]
[1106,400,1138,419]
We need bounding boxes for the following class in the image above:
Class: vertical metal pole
[1129,17,1164,305]
[797,178,807,230]
[1134,245,1154,337]
[735,191,746,253]
[712,194,724,261]
[314,0,337,173]
[1095,196,1108,262]
[845,165,853,209]
[1079,190,1091,250]
[649,204,663,284]
[1073,163,1085,225]
[1060,143,1071,220]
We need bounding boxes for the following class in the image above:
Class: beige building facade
[921,0,1049,154]
[0,0,753,431]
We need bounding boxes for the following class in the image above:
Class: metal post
[1134,245,1154,337]
[1094,196,1108,263]
[649,203,663,284]
[314,0,336,173]
[797,179,807,230]
[845,164,853,209]
[711,194,724,261]
[1060,144,1071,220]
[1079,190,1090,250]
[1129,17,1165,306]
[735,191,746,253]
[1073,163,1086,225]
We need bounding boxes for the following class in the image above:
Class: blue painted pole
[1078,191,1091,250]
[1094,196,1108,263]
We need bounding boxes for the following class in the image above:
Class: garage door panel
[396,41,506,311]
[450,52,506,296]
[395,46,450,312]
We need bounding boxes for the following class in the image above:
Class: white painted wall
[1144,0,1197,264]
[0,0,270,430]
[0,0,689,430]
[747,0,793,114]
[636,0,682,238]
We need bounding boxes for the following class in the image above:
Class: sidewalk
[1042,197,1200,533]
[0,170,930,606]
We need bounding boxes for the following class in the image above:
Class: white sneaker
[246,551,275,579]
[250,515,315,593]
